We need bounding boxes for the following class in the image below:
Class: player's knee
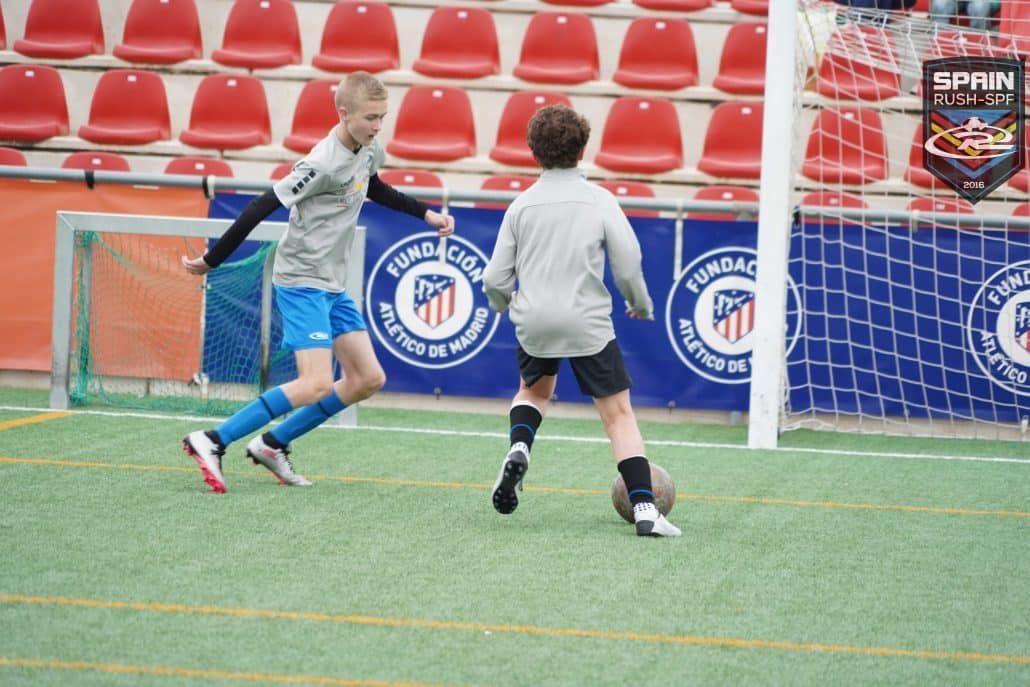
[362,370,387,397]
[304,376,336,404]
[597,397,633,427]
[355,370,386,401]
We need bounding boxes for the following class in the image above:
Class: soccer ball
[611,463,675,523]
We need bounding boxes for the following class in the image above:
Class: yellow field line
[1,455,1026,519]
[0,657,453,687]
[0,412,72,432]
[1,595,1027,667]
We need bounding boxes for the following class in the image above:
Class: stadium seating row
[2,63,1027,194]
[6,0,1030,83]
[4,0,769,95]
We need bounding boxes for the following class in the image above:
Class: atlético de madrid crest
[664,247,801,385]
[966,259,1030,397]
[366,233,499,369]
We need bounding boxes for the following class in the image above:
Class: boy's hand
[425,209,455,236]
[625,306,654,321]
[182,255,212,275]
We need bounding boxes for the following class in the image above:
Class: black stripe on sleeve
[203,189,284,268]
[366,174,431,220]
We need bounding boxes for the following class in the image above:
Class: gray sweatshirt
[482,167,653,358]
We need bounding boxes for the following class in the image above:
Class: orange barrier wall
[0,180,210,372]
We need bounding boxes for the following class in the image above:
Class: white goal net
[750,0,1030,444]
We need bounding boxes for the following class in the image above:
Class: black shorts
[517,339,632,399]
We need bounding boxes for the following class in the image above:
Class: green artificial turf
[0,388,1026,686]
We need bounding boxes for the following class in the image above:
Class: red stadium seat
[0,147,27,166]
[180,75,271,150]
[270,162,295,180]
[62,151,131,172]
[713,22,767,95]
[164,157,234,177]
[906,197,975,214]
[313,1,399,73]
[801,107,888,185]
[1009,137,1030,192]
[14,0,104,58]
[541,0,612,5]
[697,101,764,179]
[926,30,997,60]
[730,0,768,15]
[613,18,699,91]
[1011,169,1029,193]
[413,7,499,79]
[78,70,170,145]
[0,65,69,142]
[1014,203,1030,217]
[596,180,658,218]
[212,0,301,69]
[690,185,758,221]
[0,5,6,50]
[477,175,536,209]
[514,12,599,85]
[997,1,1030,56]
[489,91,572,167]
[377,168,444,188]
[595,97,682,174]
[114,0,202,64]
[904,124,946,190]
[801,191,868,208]
[817,25,900,101]
[283,80,339,154]
[632,0,713,9]
[386,86,476,162]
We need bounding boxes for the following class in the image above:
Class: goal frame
[49,211,365,427]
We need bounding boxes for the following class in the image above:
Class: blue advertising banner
[204,193,1030,422]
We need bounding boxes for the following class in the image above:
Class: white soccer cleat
[182,430,227,494]
[246,435,313,487]
[492,442,529,515]
[633,502,681,537]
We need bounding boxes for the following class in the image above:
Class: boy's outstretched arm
[367,175,454,236]
[181,189,284,275]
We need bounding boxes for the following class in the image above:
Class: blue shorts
[274,286,367,350]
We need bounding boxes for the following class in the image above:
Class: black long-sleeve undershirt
[202,175,432,268]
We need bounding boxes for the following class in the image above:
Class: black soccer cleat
[492,443,529,515]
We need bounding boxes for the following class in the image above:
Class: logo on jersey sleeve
[367,233,500,369]
[665,247,801,384]
[966,260,1030,395]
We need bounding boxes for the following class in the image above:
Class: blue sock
[215,388,293,446]
[270,391,346,445]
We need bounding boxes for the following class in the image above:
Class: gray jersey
[482,167,653,358]
[272,126,385,292]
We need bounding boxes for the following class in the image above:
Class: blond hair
[335,71,388,110]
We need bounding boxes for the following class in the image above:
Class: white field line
[1,404,1027,466]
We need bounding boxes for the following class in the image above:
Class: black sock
[618,456,654,505]
[204,429,225,447]
[509,403,542,452]
[262,431,285,449]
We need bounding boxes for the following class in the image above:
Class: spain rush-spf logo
[923,58,1025,203]
[366,233,499,369]
[665,247,801,384]
[966,260,1030,397]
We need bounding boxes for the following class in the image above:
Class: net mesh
[68,230,295,415]
[781,1,1029,440]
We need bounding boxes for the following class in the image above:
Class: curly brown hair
[526,105,590,169]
